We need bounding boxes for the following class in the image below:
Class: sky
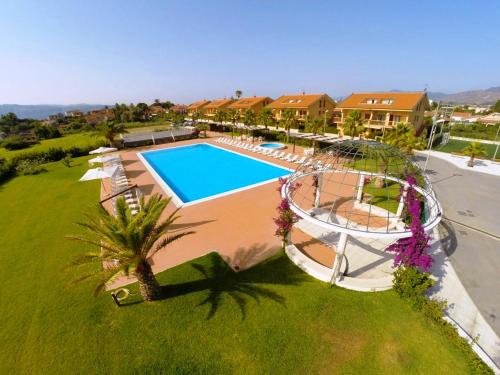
[1,0,499,105]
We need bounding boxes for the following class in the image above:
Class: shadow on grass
[159,252,309,320]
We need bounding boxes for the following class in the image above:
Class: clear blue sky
[1,0,499,105]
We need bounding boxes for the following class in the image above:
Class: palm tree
[243,109,256,126]
[344,110,364,139]
[97,120,127,146]
[258,108,274,129]
[235,90,242,99]
[383,123,425,155]
[227,109,240,138]
[281,109,297,143]
[462,142,487,167]
[214,109,228,125]
[192,110,202,124]
[68,194,194,301]
[196,122,210,137]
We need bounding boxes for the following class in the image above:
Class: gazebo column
[330,232,348,284]
[314,172,323,208]
[356,174,365,203]
[396,184,409,219]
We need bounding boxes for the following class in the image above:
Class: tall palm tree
[235,90,242,99]
[383,122,425,155]
[68,194,194,301]
[344,110,364,139]
[97,120,127,146]
[281,109,297,143]
[258,108,274,129]
[243,109,256,126]
[214,109,228,125]
[462,142,487,167]
[192,110,202,123]
[305,116,323,149]
[227,109,240,138]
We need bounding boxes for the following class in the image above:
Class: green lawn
[0,133,104,160]
[434,139,498,159]
[363,180,400,213]
[0,159,476,374]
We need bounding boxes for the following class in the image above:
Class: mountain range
[429,86,500,105]
[0,104,107,120]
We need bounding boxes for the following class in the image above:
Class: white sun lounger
[295,156,307,164]
[280,153,292,160]
[274,152,286,159]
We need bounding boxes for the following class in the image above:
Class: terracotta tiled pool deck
[105,135,339,287]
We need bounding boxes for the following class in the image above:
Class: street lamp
[493,124,499,160]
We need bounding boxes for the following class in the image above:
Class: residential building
[187,100,211,116]
[202,98,235,117]
[228,96,274,115]
[266,93,336,122]
[335,92,430,134]
[170,104,188,114]
[65,110,83,118]
[478,112,500,126]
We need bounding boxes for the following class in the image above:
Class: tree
[462,142,486,167]
[214,109,228,125]
[68,194,194,301]
[258,108,275,129]
[97,120,127,146]
[281,109,297,143]
[344,110,364,139]
[235,90,242,99]
[383,123,425,155]
[191,110,202,123]
[492,100,500,113]
[136,102,150,121]
[196,122,209,137]
[305,116,323,135]
[243,109,256,126]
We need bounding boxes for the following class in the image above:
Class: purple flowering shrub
[386,175,433,271]
[274,177,301,243]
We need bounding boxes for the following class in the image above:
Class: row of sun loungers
[107,157,141,216]
[215,137,331,170]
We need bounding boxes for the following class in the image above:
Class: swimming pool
[259,142,286,150]
[138,143,291,206]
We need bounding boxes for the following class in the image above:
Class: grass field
[0,159,476,374]
[0,133,104,160]
[434,139,498,159]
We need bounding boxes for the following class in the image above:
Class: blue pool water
[259,142,285,149]
[140,144,290,204]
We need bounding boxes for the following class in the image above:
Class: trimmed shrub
[1,136,33,150]
[15,157,47,175]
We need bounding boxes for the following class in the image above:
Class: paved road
[414,154,500,335]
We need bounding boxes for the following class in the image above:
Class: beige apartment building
[266,93,336,122]
[228,96,274,115]
[203,98,235,117]
[335,92,430,134]
[187,100,211,116]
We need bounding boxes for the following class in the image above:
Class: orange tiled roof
[228,96,272,109]
[267,94,328,109]
[337,92,429,111]
[187,100,211,110]
[204,98,235,109]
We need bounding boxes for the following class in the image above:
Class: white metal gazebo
[281,140,442,290]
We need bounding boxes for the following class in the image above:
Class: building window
[381,99,394,105]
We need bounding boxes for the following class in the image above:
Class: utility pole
[424,102,441,173]
[493,124,500,160]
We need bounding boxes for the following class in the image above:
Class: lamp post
[493,124,500,160]
[323,110,329,134]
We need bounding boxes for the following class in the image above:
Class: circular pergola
[281,139,442,286]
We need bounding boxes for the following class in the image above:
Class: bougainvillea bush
[274,177,301,245]
[387,175,433,271]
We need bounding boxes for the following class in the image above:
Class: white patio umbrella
[79,166,119,192]
[89,146,118,155]
[88,155,120,165]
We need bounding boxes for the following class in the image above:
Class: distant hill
[438,87,500,105]
[0,104,107,120]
